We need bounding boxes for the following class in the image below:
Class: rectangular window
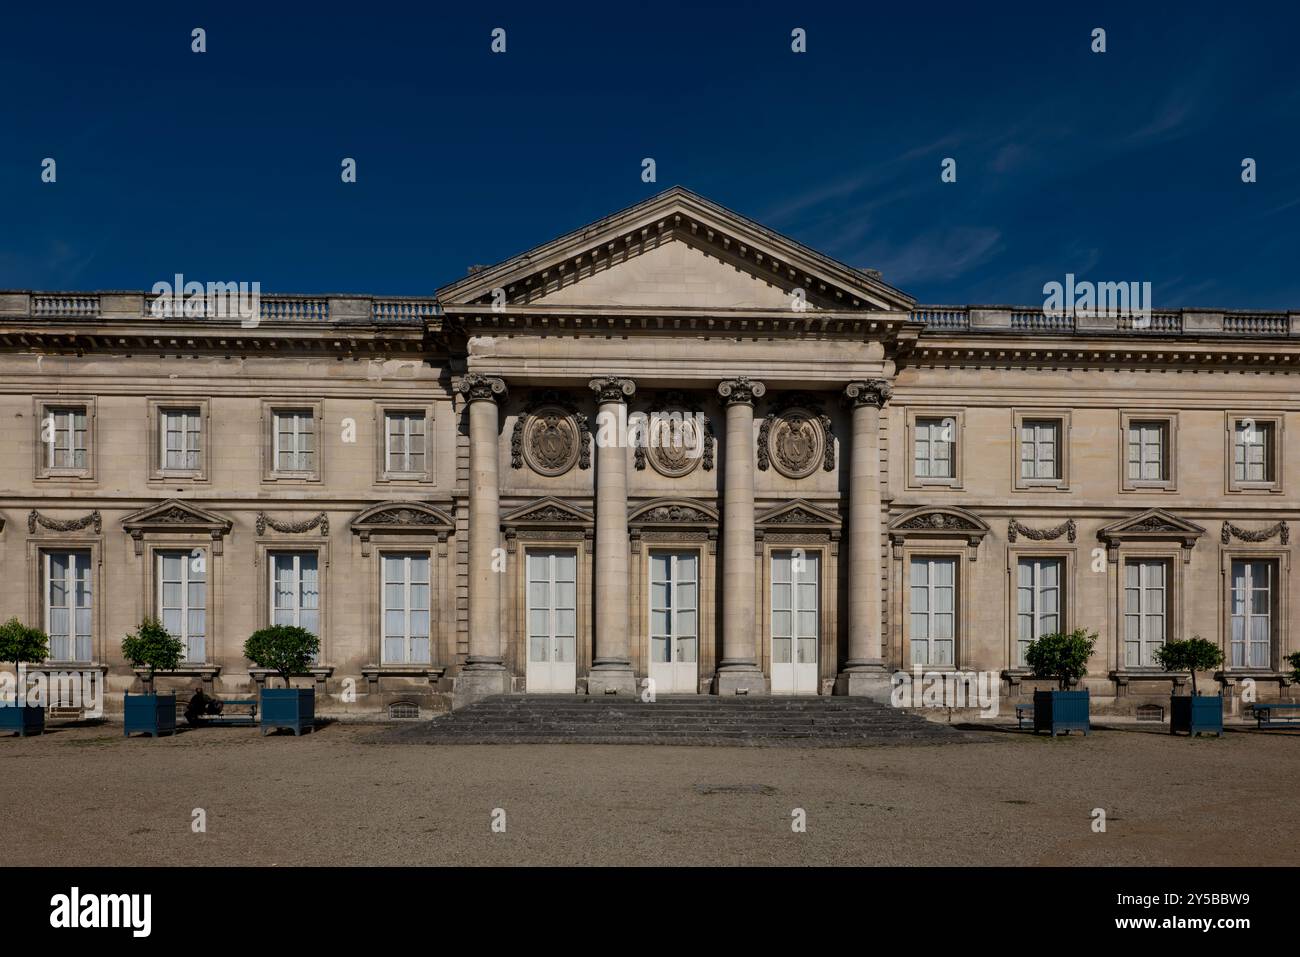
[270,552,320,660]
[1230,559,1273,669]
[1124,559,1168,667]
[1127,421,1168,482]
[46,407,88,470]
[161,409,202,471]
[650,552,699,665]
[385,412,426,474]
[1233,421,1274,484]
[1016,557,1061,666]
[382,553,431,665]
[274,411,315,472]
[914,418,954,479]
[45,550,93,661]
[1019,420,1060,480]
[158,550,206,663]
[910,557,956,666]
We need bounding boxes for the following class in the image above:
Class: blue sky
[1,1,1297,308]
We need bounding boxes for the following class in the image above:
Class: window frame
[380,550,433,666]
[42,548,96,664]
[905,553,960,669]
[648,549,700,669]
[147,398,210,482]
[261,400,323,482]
[154,547,209,664]
[906,408,964,490]
[374,402,435,484]
[1225,412,1284,494]
[34,396,96,482]
[1012,409,1070,491]
[1119,411,1178,493]
[1220,547,1290,674]
[255,542,329,665]
[1007,547,1074,669]
[1122,556,1171,669]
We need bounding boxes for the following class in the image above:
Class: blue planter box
[1170,695,1223,737]
[0,705,45,737]
[124,693,177,738]
[1033,689,1090,736]
[261,687,315,736]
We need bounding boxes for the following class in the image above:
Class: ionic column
[587,376,637,694]
[836,379,893,700]
[453,373,510,701]
[714,376,768,695]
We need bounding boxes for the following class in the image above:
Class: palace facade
[2,187,1297,716]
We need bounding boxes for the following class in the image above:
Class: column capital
[588,376,637,403]
[717,376,766,406]
[455,373,507,403]
[843,379,893,409]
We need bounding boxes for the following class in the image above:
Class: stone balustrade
[0,291,1293,338]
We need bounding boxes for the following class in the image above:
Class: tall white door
[526,549,577,693]
[771,550,819,694]
[649,551,699,694]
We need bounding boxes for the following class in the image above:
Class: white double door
[526,549,577,693]
[649,551,699,694]
[771,550,819,694]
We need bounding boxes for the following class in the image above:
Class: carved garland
[1007,518,1077,544]
[256,512,329,536]
[1221,521,1289,545]
[28,510,102,534]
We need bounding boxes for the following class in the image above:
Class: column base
[451,667,510,710]
[713,666,769,696]
[834,667,893,703]
[587,664,637,696]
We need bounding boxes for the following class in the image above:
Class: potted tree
[121,618,184,738]
[1153,636,1225,737]
[1025,628,1098,736]
[0,618,50,737]
[244,625,319,736]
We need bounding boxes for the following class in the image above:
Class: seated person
[184,687,224,725]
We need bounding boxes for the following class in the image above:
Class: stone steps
[384,694,973,747]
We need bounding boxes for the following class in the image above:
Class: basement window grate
[388,702,420,720]
[1136,704,1165,722]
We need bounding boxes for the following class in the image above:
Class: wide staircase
[393,694,971,746]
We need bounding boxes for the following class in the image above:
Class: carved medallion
[645,409,705,478]
[522,406,581,476]
[767,409,825,479]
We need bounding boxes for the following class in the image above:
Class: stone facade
[2,188,1297,717]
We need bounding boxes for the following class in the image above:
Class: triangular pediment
[1099,509,1205,541]
[436,187,914,314]
[121,499,231,533]
[501,497,594,527]
[757,499,842,528]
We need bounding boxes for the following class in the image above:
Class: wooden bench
[1249,702,1300,729]
[176,696,258,727]
[1015,702,1034,730]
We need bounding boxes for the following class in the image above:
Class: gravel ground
[3,721,1296,866]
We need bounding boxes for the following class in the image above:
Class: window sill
[249,666,334,686]
[1110,669,1189,689]
[362,665,446,685]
